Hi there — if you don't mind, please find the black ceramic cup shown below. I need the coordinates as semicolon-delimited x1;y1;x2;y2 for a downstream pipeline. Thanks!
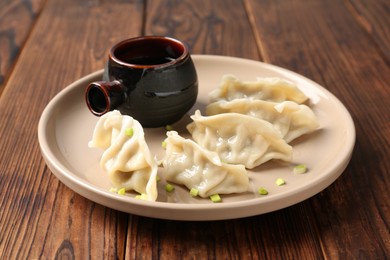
85;36;198;128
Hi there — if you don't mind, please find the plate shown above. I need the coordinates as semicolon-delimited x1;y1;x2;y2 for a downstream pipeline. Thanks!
38;55;355;221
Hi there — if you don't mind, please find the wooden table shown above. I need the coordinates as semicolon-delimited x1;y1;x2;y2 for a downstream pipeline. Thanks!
1;0;389;258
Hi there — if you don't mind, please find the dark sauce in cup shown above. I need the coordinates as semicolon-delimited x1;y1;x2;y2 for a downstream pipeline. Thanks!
112;38;185;67
124;56;176;65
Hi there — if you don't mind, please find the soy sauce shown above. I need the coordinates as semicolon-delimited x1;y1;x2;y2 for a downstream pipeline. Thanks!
112;37;185;66
125;56;176;65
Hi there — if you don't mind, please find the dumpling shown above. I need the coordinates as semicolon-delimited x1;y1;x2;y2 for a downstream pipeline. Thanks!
209;75;308;104
273;101;320;142
162;131;249;198
187;110;292;169
206;99;319;143
88;110;158;201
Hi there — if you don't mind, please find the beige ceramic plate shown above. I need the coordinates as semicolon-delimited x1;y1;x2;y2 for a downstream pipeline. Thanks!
38;55;355;220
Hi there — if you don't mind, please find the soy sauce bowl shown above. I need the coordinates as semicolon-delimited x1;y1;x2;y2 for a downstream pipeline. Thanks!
85;36;198;128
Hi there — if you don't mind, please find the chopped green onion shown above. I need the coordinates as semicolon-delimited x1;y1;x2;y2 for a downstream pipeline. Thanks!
156;175;161;182
293;164;307;174
125;128;134;137
135;193;148;200
109;187;118;193
165;125;174;131
276;178;286;186
165;183;175;192
117;187;126;195
190;188;199;197
210;194;222;203
258;187;268;195
161;141;167;149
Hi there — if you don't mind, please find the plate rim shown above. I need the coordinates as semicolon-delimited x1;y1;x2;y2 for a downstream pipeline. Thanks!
38;54;356;220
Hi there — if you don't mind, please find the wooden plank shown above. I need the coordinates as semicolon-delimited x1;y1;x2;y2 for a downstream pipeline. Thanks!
0;0;144;258
346;0;390;62
144;0;260;59
0;0;46;95
245;0;390;258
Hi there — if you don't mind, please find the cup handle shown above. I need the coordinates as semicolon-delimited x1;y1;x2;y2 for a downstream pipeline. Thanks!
85;81;125;116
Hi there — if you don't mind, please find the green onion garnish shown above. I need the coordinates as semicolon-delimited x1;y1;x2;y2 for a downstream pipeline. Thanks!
276;178;286;186
258;187;268;195
210;194;222;203
135;193;147;200
190;188;199;197
125;128;134;137
293;164;307;174
165;125;174;131
117;187;126;195
165;183;175;192
161;141;167;149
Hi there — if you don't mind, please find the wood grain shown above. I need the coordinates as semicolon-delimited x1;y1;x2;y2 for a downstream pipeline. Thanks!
145;0;260;59
0;0;46;95
347;0;390;64
126;203;324;259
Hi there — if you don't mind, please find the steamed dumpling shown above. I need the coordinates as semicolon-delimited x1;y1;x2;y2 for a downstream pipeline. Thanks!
88;110;158;201
162;131;249;198
209;75;308;104
187;110;292;169
206;99;319;143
